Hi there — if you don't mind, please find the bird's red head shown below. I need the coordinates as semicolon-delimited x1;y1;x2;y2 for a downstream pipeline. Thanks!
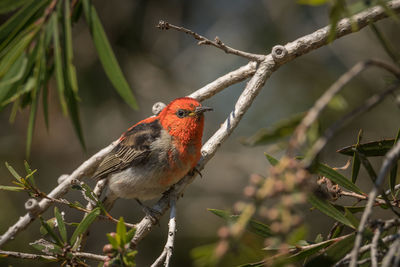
159;97;212;145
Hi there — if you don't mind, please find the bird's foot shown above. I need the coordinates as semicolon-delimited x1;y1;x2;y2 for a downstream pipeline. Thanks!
135;199;161;224
189;167;202;177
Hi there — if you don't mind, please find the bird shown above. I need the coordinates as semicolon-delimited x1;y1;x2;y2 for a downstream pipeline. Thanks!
92;97;212;211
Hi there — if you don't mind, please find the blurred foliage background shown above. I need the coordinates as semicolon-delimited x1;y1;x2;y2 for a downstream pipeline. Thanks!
0;0;399;266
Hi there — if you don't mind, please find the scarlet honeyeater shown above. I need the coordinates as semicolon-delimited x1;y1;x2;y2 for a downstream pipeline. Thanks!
92;97;212;209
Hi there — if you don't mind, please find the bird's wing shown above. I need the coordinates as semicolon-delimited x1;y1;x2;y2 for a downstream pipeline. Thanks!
92;118;163;180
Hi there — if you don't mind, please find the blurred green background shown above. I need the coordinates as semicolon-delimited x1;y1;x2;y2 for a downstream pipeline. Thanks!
1;0;400;266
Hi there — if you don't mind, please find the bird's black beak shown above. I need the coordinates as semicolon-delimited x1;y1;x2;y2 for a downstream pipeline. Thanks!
194;106;213;115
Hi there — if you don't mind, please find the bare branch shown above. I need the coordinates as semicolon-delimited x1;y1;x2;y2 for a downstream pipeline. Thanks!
288;59;400;156
151;199;177;267
0;249;107;262
371;223;383;267
157;20;265;62
349;141;400;266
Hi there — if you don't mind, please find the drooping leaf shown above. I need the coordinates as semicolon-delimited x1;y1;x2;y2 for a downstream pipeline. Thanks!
26;87;39;158
70;207;100;245
63;0;78;94
337;139;395;156
54;207;67;243
390;128;400;195
242;113;304;146
307;194;355;229
0;0;32;14
82;0;138;109
0;54;27;101
51;13;68;115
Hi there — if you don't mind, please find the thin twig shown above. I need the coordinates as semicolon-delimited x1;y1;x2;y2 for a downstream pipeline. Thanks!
349;141;400;267
382;230;400;267
151;199;177;267
156;20;266;62
304;82;399;166
0;249;107;262
288;59;400;156
371;223;383;267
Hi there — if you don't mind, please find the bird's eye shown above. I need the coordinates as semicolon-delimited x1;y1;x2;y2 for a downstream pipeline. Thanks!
176;109;187;118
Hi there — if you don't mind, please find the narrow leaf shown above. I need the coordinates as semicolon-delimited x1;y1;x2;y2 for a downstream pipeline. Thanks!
82;0;138;109
117;217;127;245
63;0;78;93
0;185;25;191
337;139;395;156
265;153;279;166
242;113;304;146
39;217;63;247
26;87;39;158
24;160;35;187
54;207;67;243
70;207;100;245
51;13;68;115
315;163;363;194
106;233;119;250
0;0;32;14
351;129;362;183
126;227;136;243
208;209;272;237
390;128;400;195
307;194;355;229
5;162;22;181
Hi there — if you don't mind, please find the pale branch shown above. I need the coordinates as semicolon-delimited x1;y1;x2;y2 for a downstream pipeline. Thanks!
189;61;257;101
371;223;383;267
130;0;400;248
336;231;400;266
288;59;400;156
1;0;400;258
151;199;177;267
131;58;272;248
349;141;400;267
157;20;266;62
0;249;107;262
0;142;117;248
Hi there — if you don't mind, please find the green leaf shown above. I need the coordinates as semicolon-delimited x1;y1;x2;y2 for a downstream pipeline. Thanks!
265;153;279;166
333;204;366;213
70;207;100;245
307;194;355;228
208;209;272;238
242;113;304;146
63;0;78;94
26;87;39;158
24;160;36;187
344;207;359;228
305;234;355;267
0;0;46;45
30;238;63;256
117;217;127;245
328;0;346;43
5;162;22;181
54;207;67;243
0;185;25;191
51;13;68;115
82;0;138;109
284;238;338;263
297;0;328;6
39;217;63;247
337;139;395;156
106;233;119;249
0;0;32;14
126;227;136;243
390;128;400;195
0;54;27;100
315;162;363;194
351;129;363;183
